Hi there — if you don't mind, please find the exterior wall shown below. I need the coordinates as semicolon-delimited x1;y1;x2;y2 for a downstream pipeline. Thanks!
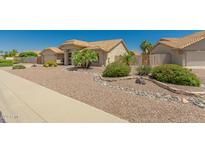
41;50;64;64
150;44;183;66
92;50;107;66
106;42;128;65
14;57;37;63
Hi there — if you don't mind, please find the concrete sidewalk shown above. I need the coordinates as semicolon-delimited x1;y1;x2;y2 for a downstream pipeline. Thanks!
0;70;127;123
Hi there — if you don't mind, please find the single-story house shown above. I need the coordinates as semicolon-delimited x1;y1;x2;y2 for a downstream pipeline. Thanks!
58;39;128;66
40;47;64;64
150;31;205;67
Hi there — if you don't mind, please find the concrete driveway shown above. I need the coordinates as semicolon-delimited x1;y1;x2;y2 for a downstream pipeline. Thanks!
192;69;205;84
0;69;126;123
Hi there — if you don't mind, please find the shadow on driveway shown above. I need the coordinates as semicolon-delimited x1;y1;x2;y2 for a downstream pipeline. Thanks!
0;111;6;123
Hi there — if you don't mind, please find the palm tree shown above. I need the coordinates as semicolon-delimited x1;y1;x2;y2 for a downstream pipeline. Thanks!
140;40;153;65
140;40;153;55
120;53;136;65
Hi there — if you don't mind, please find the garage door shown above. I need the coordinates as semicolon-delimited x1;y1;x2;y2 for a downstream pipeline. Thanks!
150;54;171;66
186;51;205;66
43;55;56;63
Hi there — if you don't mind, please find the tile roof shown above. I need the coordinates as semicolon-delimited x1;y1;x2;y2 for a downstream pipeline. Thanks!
157;31;205;49
59;39;125;52
41;47;64;54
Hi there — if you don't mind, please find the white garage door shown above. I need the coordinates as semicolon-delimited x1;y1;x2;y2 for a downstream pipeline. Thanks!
43;55;56;63
186;51;205;66
150;54;171;66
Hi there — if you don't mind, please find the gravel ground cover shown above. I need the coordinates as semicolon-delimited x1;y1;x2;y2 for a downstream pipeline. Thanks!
7;66;205;122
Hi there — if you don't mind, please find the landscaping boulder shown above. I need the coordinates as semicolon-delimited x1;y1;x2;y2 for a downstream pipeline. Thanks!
135;76;146;85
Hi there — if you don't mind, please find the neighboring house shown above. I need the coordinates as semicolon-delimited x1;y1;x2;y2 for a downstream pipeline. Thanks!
150;31;205;67
59;39;128;66
40;47;64;64
0;53;4;60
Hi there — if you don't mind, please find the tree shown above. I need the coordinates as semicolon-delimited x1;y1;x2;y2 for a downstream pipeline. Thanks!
72;49;98;68
140;40;153;65
140;40;153;55
19;51;37;57
9;49;18;57
4;49;18;57
118;53;136;66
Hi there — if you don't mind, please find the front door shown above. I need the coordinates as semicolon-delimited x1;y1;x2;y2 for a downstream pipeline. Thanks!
68;52;72;65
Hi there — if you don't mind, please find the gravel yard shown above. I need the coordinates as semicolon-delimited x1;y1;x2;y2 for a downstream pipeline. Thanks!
7;66;205;122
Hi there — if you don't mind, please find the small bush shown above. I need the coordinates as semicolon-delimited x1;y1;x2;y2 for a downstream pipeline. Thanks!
137;65;152;76
151;64;200;87
0;59;13;67
13;59;20;64
102;62;131;77
43;61;57;67
12;64;26;69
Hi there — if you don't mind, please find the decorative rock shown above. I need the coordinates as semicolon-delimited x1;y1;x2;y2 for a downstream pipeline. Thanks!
187;97;205;108
182;98;189;104
155;93;161;98
135;77;146;85
93;74;205;107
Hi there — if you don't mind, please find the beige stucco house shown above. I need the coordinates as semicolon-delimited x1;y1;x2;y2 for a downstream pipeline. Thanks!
58;39;128;66
40;47;64;64
150;31;205;67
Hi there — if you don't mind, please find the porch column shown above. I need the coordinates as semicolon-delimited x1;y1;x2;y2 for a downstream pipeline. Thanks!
64;51;69;65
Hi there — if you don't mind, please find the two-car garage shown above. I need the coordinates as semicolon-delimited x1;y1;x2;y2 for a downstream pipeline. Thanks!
150;31;205;67
185;51;205;67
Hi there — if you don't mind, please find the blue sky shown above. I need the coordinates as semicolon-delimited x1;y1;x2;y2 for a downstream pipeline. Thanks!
0;30;201;52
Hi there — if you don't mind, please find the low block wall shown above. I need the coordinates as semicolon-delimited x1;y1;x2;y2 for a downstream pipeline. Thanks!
15;57;37;63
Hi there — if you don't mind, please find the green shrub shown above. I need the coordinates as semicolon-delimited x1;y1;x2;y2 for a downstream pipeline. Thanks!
13;59;20;64
102;62;131;77
137;65;152;76
117;53;136;66
151;64;200;87
72;49;98;68
12;65;26;69
19;51;37;57
0;59;13;67
43;61;57;67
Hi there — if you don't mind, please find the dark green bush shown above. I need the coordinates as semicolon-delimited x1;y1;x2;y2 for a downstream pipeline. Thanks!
137;65;152;76
151;64;200;87
0;60;13;67
12;65;26;69
102;62;131;77
43;61;57;67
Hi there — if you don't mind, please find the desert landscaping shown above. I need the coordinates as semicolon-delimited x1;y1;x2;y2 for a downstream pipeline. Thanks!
7;66;205;122
1;31;205;123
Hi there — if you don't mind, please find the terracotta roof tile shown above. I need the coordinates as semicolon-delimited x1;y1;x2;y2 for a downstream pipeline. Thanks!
59;39;124;52
41;47;64;54
158;31;205;49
